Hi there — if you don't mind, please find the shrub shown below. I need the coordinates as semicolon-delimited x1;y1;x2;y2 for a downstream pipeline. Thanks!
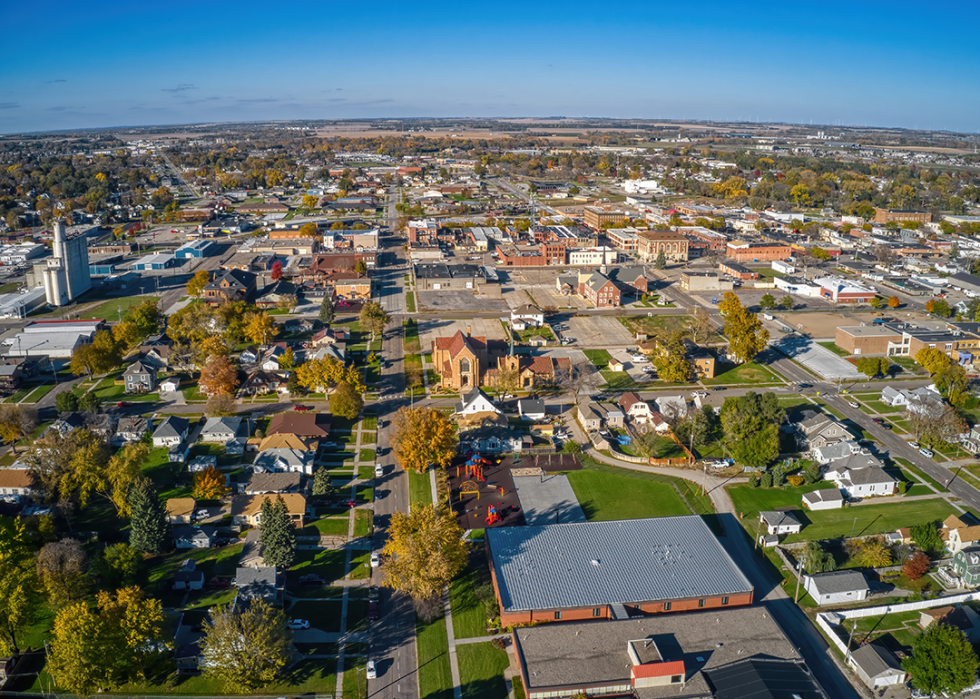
898;481;907;494
747;473;759;488
760;472;773;488
787;474;804;487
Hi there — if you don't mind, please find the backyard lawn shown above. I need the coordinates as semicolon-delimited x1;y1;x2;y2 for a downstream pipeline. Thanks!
584;349;612;369
567;467;692;521
702;362;783;385
727;482;837;521
782;498;958;543
457;643;510;699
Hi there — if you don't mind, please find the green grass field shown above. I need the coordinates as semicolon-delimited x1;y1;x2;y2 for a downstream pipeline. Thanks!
584;349;612;369
817;341;850;357
299;516;350;538
702;361;783;385
782;498;958;543
449;549;493;639
410;468;433;508
416;612;454;699
457;643;510;699
83;295;161;322
727;482;836;521
567;467;692;521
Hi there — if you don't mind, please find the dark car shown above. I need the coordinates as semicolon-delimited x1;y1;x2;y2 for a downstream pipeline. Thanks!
713;387;726;391
798;383;811;389
368;601;379;620
207;577;232;588
871;418;884;425
368;587;380;602
293;405;313;412
300;574;324;585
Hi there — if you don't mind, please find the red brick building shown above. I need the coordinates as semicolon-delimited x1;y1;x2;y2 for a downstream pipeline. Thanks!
725;240;792;262
718;260;760;280
497;243;568;266
486;516;754;627
579;271;621;307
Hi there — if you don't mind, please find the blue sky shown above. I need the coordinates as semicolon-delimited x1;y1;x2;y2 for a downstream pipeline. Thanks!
1;0;978;134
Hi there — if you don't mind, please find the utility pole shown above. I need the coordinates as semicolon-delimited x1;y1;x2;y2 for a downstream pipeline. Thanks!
794;556;807;603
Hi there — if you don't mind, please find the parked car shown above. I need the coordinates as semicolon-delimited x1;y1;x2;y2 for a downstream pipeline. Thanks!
288;619;310;630
342;499;357;508
642;367;656;374
207;576;232;587
871;418;884;425
909;441;920;449
847;401;859;408
368;587;380;602
376;446;384;457
919;447;935;458
366;661;376;680
293;405;313;411
194;509;210;520
368;601;379;620
300;574;324;585
116;401;132;407
321;441;338;449
370;552;381;568
375;464;384;478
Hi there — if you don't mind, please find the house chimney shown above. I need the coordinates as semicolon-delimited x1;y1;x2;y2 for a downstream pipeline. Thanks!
466;325;471;337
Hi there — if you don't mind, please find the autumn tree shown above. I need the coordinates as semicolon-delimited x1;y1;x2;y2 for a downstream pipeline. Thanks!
193;465;229;500
298;222;318;238
0;517;43;653
24;428;113;507
302;194;318;210
689;307;713;344
331;380;364;420
903;551;931;581
856;357;889;378
186;269;210;297
904;623;979;696
271;260;283;281
70;330;124;377
129;477;170;554
295;356;364;394
854;537;893;568
717;292;770;364
652;330;691;383
259;495;296;569
37;538;90;605
278;347;295;370
382;505;466;617
0;405;36;453
484;364;520;399
205;393;238;417
888;295;901;308
112;319;140;347
200;599;293;691
104;441;149;515
243;311;279;346
359;300;390;340
390;406;458;473
200;354;239;396
130;300;162;336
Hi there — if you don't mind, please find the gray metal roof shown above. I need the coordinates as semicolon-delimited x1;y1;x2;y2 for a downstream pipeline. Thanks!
487;516;754;612
806;570;868;596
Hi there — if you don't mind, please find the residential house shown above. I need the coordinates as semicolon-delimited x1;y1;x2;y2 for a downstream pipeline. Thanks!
166;498;196;525
242;369;289;396
919;605;980;641
802;488;844;511
607;357;624;372
188;455;217;473
153;416;190;448
881;385;943;416
239;529;265;568
243;472;302;495
950;545;980;587
759;510;802;535
139;335;173;369
114;416;152;446
495;353;569;390
173;526;217;549
943;515;980;554
812;440;863;465
255;280;300;309
200;416;247;444
203;269;256;305
86;413;117;441
519;398;546;421
257;433;319;452
848;643;906;692
231;493;306;528
123;360;155;393
578;401;609;432
804;570;870;606
267;412;331;439
454;388;501;420
252;448;314;476
648;411;672;434
240;346;261;364
172;559;205;591
655;396;688;422
258;343;289;371
310;327;347;349
606;266;649;298
235;566;283;606
160;377;180;392
824;454;897;498
618;392;653;423
510;304;545;327
0;468;34;503
457;424;527;454
578;270;621;307
797;413;856;450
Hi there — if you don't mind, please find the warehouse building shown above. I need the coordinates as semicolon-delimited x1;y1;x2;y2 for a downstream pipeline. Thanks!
133;253;178;270
486;516;754;627
175;239;218;258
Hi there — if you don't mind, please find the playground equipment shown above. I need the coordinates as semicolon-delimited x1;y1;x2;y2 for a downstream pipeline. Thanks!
485;504;501;526
458;454;489;481
459;480;481;500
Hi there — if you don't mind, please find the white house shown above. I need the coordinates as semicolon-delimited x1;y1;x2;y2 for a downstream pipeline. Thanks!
152;416;189;448
510;304;545;327
458;424;526;454
812;440;862;465
759;510;802;535
518;398;546;421
618;392;653;423
654;395;688;422
454;388;501;419
881;385;943;416
804;570;870;606
173;526;217;549
200;416;246;444
188;455;217;473
802;488;844;511
252;448;314;476
824;454;897;498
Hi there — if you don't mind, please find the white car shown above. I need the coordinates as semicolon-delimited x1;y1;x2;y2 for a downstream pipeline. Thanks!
919;447;935;458
287;619;310;630
194;509;210;520
370;552;381;568
375;464;384;477
642;367;656;374
909;441;920;450
631;355;647;362
847;401;859;408
366;660;377;680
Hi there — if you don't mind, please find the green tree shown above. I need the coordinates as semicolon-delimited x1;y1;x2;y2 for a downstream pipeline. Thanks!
56;390;80;414
801;541;836;574
331;380;364;420
128;477;170;554
856;356;888;378
200;599;293;691
759;294;776;310
354;259;368;274
259;495;296;569
720;392;784;468
100;543;142;587
717;292;770;364
312;468;335;498
856;537;893;568
0;517;42;653
911;522;943;555
904;623;979;696
358;300;391;340
780;295;794;309
651;330;691;384
79;391;101;413
37;539;89;605
654;249;666;269
870;296;882;309
318;296;335;325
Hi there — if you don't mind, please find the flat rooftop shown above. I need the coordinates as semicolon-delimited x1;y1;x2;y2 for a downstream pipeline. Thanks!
487;516;753;613
514;606;804;698
837;325;902;338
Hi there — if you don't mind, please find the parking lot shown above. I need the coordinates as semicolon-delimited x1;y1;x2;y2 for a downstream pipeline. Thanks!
563;315;635;348
771;334;862;380
416;290;508;313
417;317;508;350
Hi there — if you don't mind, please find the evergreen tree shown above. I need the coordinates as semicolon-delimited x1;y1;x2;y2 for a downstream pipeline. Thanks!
654;249;666;269
259;496;296;569
318;296;335;325
128;478;169;554
312;468;334;498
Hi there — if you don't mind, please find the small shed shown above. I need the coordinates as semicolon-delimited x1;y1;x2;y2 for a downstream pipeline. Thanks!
804;570;869;606
848;643;906;690
759;510;802;535
802;488;843;511
607;357;625;372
